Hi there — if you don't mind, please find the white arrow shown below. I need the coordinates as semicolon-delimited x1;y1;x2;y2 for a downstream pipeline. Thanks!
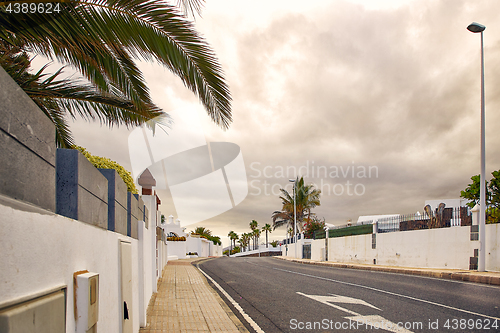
297;292;381;314
297;292;413;333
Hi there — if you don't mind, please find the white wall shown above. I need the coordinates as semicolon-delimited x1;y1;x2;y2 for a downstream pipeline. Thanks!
231;245;282;257
0;196;140;333
166;241;187;259
318;224;500;271
139;195;157;328
0;193;167;333
311;239;326;261
209;243;223;257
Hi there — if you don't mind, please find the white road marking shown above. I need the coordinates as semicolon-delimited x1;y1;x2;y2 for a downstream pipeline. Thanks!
274;267;500;321
297;292;413;333
197;265;266;333
346;315;414;333
297;292;381;312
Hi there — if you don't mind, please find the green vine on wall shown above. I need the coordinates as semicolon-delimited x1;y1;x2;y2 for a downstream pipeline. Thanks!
73;146;138;194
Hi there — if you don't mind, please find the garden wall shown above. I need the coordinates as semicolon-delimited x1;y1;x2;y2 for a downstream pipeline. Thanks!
322;224;499;271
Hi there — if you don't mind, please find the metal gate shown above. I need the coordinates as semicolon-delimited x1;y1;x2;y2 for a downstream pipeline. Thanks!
302;244;311;259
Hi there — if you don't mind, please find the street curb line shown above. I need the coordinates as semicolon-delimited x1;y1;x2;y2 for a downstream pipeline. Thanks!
273;257;500;286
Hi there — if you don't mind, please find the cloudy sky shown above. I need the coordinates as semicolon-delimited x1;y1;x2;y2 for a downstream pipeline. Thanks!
63;0;500;246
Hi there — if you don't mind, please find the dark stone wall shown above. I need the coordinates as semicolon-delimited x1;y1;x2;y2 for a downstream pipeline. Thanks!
127;192;139;239
99;169;128;235
56;149;108;229
0;66;56;211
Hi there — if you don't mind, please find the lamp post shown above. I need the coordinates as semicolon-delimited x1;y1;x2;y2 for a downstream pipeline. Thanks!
467;22;486;272
289;179;297;259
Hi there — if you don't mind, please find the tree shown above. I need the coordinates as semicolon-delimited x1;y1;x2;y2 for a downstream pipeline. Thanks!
229;231;239;252
460;170;500;224
252;229;261;250
192;226;211;238
227;230;235;254
249;220;258;249
272;176;321;233
240;233;250;252
0;0;231;147
262;223;272;248
270;240;279;247
303;217;326;239
208;235;221;246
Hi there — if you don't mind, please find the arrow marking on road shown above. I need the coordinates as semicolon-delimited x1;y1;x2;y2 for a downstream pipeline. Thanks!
297;292;413;333
297;292;381;314
346;315;413;333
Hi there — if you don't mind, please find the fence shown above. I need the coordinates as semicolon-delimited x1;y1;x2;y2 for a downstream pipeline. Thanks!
377;207;472;233
312;207;473;239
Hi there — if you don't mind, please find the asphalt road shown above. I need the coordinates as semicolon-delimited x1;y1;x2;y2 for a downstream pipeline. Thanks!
198;257;500;333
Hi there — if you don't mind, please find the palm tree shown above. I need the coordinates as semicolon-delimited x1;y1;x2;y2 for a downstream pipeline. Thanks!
192;226;211;238
252;229;261;250
0;0;231;147
262;223;272;248
241;233;250;252
228;231;239;251
249;220;258;250
272;176;321;233
227;230;235;254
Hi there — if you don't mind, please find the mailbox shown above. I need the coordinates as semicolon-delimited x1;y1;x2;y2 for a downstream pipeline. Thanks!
75;272;99;332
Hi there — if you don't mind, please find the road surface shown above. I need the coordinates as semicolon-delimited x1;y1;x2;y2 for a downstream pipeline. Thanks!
198;257;500;333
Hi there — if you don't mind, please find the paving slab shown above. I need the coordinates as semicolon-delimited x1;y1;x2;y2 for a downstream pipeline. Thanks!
140;258;248;333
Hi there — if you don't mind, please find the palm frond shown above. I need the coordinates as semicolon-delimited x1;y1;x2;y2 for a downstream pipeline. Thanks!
0;0;231;129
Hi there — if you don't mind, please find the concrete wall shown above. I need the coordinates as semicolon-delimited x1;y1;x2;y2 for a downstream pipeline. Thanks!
0;66;56;212
99;169;128;235
56;149;108;229
0;66;166;333
311;238;326;261
316;225;499;271
231;245;281;257
209;243;223;257
127;193;139;239
0;194;140;332
138;195;158;328
167;241;187;259
185;235;210;256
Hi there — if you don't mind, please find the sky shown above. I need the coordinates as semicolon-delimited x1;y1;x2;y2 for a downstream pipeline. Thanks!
57;0;500;246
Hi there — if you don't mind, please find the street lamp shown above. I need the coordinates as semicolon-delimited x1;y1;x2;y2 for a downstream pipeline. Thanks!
289;179;298;259
467;22;486;272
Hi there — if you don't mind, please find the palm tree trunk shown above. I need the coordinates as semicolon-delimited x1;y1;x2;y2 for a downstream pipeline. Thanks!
266;231;268;248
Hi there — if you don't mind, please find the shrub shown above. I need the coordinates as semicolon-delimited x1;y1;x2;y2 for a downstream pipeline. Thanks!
73;145;138;194
303;217;326;239
167;236;186;241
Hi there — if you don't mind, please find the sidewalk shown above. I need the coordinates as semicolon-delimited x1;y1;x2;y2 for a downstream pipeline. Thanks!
275;257;500;286
140;258;248;333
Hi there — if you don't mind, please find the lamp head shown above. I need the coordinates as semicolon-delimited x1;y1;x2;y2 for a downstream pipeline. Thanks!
289;179;295;183
467;22;486;33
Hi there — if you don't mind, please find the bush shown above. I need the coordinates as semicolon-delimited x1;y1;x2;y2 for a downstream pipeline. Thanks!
74;145;138;193
167;236;186;241
230;246;240;255
304;217;326;239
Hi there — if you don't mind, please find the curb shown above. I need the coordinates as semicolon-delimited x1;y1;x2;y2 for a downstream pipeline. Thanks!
274;257;500;286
